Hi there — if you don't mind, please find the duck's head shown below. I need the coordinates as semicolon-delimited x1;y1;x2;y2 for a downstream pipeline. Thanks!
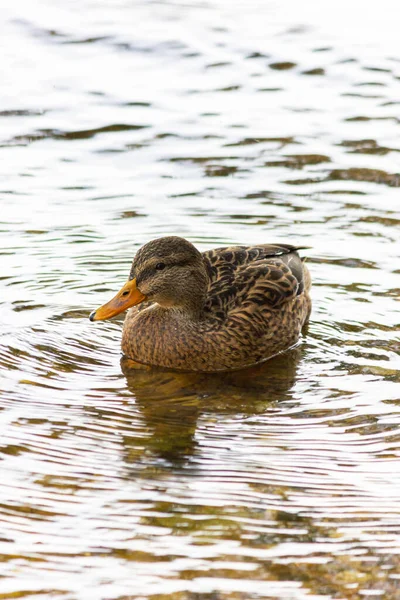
89;236;208;322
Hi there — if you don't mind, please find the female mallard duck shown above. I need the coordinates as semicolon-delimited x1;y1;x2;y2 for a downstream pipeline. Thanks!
90;236;311;372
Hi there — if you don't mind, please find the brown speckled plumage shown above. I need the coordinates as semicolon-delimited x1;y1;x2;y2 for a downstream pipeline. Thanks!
118;236;311;372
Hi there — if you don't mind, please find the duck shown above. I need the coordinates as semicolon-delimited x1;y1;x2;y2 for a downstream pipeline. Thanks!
89;236;311;372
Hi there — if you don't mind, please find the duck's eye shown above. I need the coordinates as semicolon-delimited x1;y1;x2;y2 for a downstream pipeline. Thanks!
155;262;166;271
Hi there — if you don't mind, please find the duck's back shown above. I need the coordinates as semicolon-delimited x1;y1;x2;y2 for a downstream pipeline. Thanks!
203;243;311;322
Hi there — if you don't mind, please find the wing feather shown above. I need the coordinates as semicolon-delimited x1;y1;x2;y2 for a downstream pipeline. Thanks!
202;244;308;319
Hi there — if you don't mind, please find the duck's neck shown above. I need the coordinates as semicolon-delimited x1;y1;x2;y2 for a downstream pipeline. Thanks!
172;301;206;322
157;262;208;321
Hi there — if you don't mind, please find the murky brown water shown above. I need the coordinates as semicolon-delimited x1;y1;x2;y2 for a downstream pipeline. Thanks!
1;1;400;598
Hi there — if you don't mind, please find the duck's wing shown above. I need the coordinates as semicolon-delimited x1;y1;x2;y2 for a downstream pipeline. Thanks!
202;244;309;317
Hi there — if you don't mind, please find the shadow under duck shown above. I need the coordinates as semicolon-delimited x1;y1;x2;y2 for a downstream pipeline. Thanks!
90;236;311;372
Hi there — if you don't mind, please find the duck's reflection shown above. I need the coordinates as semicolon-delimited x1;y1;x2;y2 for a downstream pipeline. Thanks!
120;349;302;464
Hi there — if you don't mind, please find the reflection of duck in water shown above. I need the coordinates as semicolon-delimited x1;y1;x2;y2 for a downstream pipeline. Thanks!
121;349;302;463
90;237;311;372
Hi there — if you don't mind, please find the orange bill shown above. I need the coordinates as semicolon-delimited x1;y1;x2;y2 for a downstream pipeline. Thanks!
89;278;146;321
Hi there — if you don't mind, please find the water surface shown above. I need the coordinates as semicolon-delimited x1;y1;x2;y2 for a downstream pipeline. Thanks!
1;1;400;599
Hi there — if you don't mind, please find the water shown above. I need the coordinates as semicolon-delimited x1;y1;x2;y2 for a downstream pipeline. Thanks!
1;0;400;598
